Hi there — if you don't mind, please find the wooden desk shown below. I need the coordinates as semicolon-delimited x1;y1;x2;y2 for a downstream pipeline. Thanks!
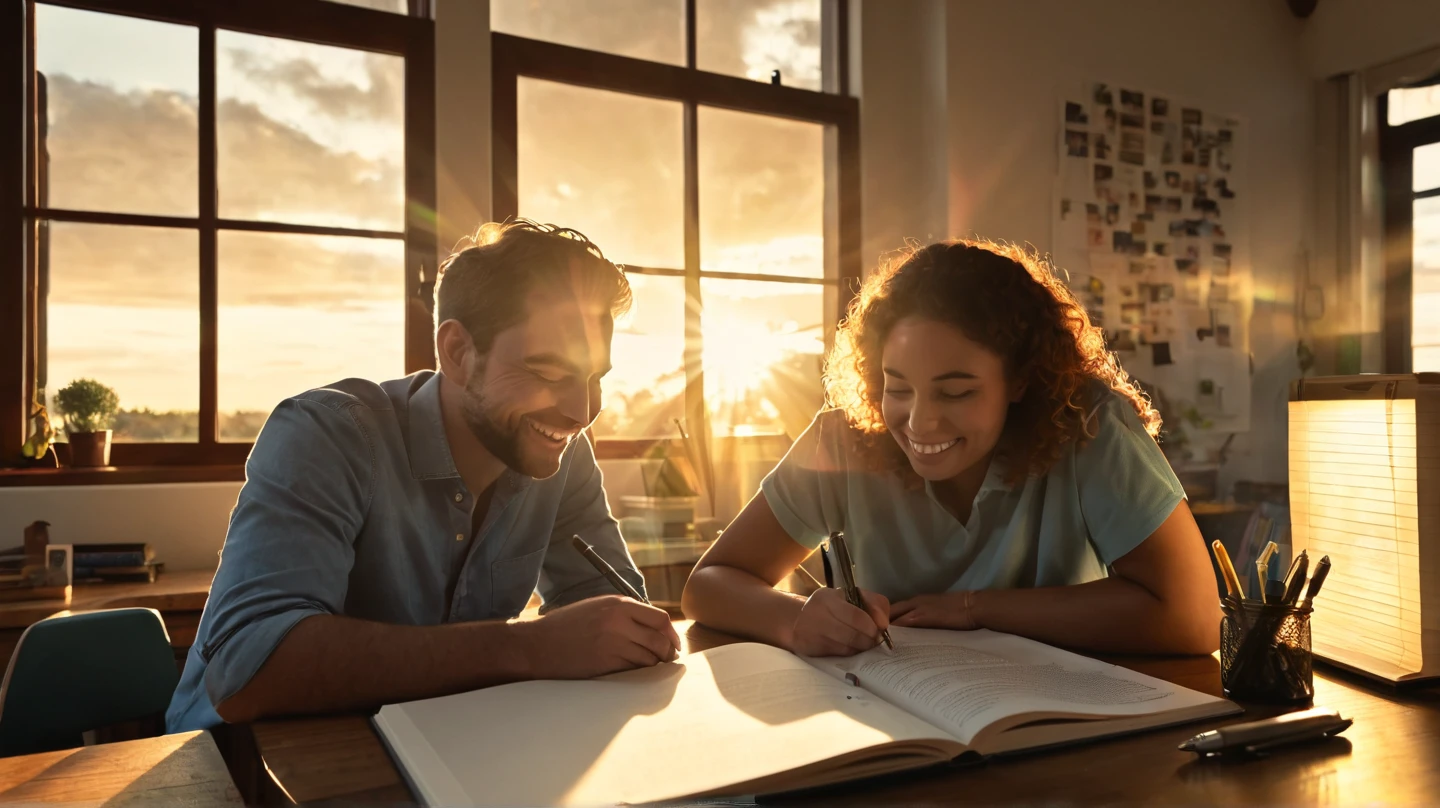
0;570;214;670
249;622;1440;806
0;730;241;806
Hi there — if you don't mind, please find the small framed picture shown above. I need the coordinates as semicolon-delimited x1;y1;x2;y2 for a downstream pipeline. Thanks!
45;544;72;587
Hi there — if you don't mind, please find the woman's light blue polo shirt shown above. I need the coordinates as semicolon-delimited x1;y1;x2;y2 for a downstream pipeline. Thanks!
759;390;1186;602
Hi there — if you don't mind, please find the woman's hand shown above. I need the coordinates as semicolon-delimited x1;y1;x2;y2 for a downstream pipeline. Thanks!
890;591;979;630
791;587;891;657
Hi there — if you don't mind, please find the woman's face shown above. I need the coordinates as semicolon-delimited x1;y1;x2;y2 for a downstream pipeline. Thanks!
879;317;1020;483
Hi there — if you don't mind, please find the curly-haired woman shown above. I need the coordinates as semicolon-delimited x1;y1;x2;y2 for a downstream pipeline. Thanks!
682;240;1218;658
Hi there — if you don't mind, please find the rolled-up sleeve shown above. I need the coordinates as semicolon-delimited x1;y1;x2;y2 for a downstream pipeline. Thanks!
1076;395;1186;566
760;411;850;550
537;434;645;610
198;397;373;711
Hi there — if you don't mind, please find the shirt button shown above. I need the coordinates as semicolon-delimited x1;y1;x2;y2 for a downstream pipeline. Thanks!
454;492;463;503
455;533;464;542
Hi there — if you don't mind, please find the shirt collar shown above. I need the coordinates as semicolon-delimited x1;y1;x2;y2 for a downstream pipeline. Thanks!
405;370;534;495
407;370;461;480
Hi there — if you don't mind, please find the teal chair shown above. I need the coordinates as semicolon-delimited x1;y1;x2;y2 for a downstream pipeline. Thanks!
0;608;180;757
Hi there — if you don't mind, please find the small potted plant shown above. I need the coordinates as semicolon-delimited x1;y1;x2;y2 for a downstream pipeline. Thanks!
54;378;119;467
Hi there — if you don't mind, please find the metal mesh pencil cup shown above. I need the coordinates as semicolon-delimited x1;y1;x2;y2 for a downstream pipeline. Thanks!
1220;600;1314;704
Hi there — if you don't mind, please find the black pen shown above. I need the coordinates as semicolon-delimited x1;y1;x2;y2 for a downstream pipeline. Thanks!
1281;550;1309;606
571;534;649;605
1300;555;1332;609
827;533;894;651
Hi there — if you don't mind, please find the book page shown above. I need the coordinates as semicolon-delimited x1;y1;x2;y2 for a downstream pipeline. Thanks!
808;627;1224;747
374;641;962;808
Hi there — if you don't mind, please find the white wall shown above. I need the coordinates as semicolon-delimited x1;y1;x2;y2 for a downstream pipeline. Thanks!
854;0;949;266
0;482;242;571
1303;0;1440;77
943;0;1312;489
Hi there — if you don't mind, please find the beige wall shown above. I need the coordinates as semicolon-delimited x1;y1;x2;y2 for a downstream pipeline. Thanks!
942;0;1313;489
1303;0;1440;78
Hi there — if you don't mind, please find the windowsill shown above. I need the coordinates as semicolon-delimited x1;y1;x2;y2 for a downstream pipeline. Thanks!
0;465;247;487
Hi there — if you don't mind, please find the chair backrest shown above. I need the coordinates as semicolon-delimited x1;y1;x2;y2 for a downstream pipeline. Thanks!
0;607;180;757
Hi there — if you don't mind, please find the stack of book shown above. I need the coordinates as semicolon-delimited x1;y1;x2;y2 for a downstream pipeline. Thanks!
72;544;163;583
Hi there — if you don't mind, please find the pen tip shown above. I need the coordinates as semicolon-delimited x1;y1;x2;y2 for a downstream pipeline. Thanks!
1177;741;1194;752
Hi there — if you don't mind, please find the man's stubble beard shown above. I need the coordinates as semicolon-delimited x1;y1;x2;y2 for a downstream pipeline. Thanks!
461;375;534;477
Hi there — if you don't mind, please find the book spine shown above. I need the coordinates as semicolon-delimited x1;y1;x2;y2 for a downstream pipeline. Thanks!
73;552;148;567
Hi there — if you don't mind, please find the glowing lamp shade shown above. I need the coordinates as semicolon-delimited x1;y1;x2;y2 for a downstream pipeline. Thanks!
1289;374;1440;682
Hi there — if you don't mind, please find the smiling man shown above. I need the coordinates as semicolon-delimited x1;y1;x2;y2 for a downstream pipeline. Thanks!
168;221;680;731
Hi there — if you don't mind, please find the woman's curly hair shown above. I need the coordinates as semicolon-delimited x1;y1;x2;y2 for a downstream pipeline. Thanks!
823;239;1160;485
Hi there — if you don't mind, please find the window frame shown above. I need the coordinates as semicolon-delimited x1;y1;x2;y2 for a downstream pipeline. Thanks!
489;1;860;461
2;0;437;484
1379;86;1440;373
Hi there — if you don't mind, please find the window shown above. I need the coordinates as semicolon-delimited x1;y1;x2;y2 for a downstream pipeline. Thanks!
4;0;436;477
491;0;857;455
1381;85;1440;372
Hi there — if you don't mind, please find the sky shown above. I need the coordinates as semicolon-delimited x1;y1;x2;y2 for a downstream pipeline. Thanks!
34;0;829;436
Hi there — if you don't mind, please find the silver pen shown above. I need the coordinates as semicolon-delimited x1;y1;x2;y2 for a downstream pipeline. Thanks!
1178;707;1351;754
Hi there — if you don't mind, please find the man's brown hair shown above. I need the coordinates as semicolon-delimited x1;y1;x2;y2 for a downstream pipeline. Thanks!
434;219;632;354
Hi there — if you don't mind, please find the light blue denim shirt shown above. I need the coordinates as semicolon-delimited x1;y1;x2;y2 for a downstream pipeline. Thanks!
167;370;642;732
761;388;1186;602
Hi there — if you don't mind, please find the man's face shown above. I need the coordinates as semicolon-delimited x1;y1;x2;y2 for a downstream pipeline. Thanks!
461;289;613;480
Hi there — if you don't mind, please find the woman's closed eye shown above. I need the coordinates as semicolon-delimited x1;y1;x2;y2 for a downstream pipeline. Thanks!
884;386;914;398
939;390;977;401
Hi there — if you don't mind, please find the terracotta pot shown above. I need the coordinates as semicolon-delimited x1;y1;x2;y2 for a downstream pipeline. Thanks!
67;430;112;467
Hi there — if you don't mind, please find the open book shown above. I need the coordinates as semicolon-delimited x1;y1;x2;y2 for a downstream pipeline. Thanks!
374;626;1239;806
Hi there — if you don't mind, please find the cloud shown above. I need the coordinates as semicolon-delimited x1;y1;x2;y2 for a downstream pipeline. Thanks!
40;75;403;308
227;48;402;122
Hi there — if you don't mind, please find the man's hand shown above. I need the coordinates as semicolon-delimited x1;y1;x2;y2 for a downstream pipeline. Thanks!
890;592;978;630
790;587;890;657
517;595;682;679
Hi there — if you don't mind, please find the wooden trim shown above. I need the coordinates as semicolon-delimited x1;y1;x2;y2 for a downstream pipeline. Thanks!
491;39;519;222
217;219;404;240
403;15;438;373
681;98;709;492
31;210;408;242
199;21;218;446
2;2;29;465
1380;92;1418;375
26;208;196;229
491;34;856;126
0;464;245;487
36;0;418;54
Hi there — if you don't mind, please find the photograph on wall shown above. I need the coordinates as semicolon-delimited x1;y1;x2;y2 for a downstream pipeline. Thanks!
1053;83;1252;437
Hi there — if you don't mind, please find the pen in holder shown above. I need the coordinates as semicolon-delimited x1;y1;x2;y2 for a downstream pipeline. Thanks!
1219;599;1314;704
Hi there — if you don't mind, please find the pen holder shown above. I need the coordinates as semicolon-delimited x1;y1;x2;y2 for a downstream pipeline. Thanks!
1220;600;1314;704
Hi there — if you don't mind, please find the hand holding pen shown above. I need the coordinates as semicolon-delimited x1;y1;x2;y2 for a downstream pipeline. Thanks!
789;537;893;657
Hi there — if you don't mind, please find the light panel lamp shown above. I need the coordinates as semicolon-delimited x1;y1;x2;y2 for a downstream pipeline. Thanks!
1289;373;1440;682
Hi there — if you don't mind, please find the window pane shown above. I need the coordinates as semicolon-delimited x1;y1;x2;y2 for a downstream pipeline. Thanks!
592;274;687;438
42;223;199;442
519;79;684;268
35;5;198;217
1414;197;1440;371
1388;85;1440;127
701;278;824;438
217;31;404;231
218;232;404;441
492;0;684;65
699;106;825;279
325;0;408;12
697;0;824;91
1415;142;1440;193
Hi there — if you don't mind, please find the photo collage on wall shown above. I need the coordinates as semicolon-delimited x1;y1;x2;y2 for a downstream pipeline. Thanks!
1053;81;1251;435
